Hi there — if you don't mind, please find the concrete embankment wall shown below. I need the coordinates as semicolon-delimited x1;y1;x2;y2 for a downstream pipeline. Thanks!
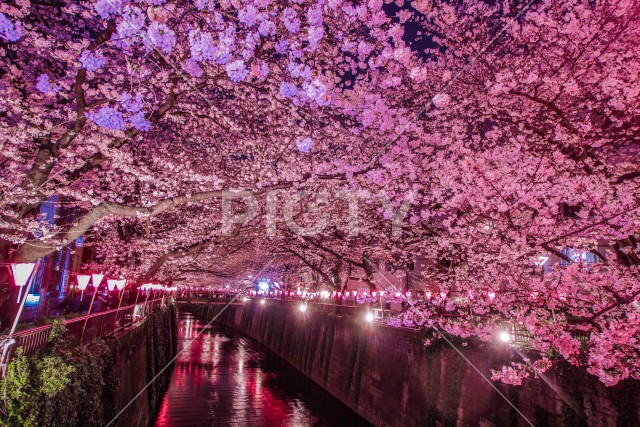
188;300;639;427
114;304;178;427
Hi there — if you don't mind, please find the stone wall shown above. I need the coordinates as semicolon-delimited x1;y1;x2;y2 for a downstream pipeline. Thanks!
189;301;640;427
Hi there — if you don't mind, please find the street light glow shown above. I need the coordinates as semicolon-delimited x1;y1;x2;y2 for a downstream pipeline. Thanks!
299;303;307;312
365;312;374;322
499;331;511;343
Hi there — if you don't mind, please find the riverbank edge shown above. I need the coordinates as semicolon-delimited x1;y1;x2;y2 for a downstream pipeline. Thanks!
186;300;640;427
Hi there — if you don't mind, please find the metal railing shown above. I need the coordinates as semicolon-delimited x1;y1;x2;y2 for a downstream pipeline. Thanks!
0;297;170;360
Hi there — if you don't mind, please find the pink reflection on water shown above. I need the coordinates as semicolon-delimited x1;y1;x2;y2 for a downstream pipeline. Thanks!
154;314;321;426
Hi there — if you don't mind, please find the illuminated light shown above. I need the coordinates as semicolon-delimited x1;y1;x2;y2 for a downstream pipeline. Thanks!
499;331;511;343
299;303;307;312
25;294;41;305
345;291;350;297
11;263;37;301
425;291;432;299
379;291;384;297
260;299;266;305
77;275;91;291
488;291;496;300
372;292;377;297
395;292;401;297
92;273;104;287
242;297;249;302
258;281;269;291
365;312;374;322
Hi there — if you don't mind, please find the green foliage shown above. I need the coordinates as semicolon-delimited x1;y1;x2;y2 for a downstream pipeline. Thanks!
1;303;177;427
37;356;75;397
0;327;121;427
1;349;36;427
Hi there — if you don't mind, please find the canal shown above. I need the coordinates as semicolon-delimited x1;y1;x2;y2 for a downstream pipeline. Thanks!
154;312;372;426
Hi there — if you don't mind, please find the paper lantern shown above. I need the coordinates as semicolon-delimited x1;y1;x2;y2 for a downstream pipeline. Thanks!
11;263;36;303
77;275;91;291
107;279;118;291
11;263;36;288
92;273;104;287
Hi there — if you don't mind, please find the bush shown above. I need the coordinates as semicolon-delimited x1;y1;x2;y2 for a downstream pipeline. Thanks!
0;303;177;427
0;320;120;427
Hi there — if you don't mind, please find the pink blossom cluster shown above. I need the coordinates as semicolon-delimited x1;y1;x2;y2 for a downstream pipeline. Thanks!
283;7;301;33
93;0;123;19
0;13;21;42
86;106;126;131
188;30;216;62
295;137;313;154
144;22;176;53
35;74;57;94
225;60;248;83
79;50;106;72
238;4;259;27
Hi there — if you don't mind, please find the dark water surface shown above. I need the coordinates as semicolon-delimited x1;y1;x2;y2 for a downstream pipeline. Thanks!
154;312;372;427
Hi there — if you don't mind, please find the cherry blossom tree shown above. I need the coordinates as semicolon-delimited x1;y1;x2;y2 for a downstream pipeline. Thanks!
1;0;639;387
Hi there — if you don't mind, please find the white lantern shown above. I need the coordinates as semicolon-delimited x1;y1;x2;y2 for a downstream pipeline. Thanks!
11;263;36;303
77;274;91;301
107;279;118;291
92;273;104;288
77;274;91;291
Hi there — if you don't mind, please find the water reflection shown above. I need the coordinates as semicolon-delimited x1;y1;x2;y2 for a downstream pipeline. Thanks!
154;313;371;426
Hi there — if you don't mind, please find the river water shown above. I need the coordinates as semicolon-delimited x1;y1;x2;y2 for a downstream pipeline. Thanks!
154;312;372;426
